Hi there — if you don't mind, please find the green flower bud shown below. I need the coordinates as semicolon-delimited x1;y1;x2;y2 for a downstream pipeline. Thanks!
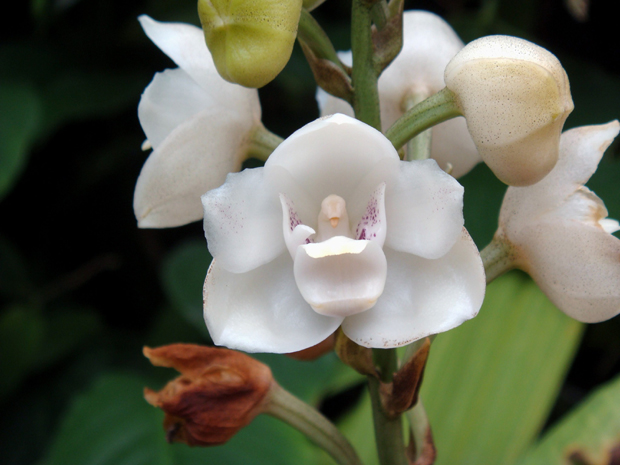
198;0;302;88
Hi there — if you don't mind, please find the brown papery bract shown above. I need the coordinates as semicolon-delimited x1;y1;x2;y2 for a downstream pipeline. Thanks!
143;344;274;446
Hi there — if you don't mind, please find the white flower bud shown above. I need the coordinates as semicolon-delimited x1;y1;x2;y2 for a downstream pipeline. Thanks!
444;35;574;186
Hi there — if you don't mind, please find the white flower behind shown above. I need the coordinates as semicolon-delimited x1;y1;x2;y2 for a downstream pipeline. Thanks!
317;11;480;178
202;114;485;353
498;121;620;322
134;15;262;228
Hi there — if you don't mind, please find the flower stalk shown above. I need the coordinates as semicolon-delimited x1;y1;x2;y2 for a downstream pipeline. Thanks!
247;125;284;162
369;348;408;465
480;235;515;284
351;0;382;129
386;87;461;151
267;383;364;465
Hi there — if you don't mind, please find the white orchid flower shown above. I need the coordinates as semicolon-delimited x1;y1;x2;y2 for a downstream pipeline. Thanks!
317;11;480;178
134;15;262;228
497;121;620;322
445;35;574;186
202;114;485;353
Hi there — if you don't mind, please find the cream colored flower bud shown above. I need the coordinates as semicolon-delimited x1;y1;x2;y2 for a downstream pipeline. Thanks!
198;0;302;88
444;35;573;186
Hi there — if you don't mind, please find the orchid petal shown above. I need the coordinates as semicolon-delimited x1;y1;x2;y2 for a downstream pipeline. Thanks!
265;114;399;202
342;229;484;348
134;108;254;228
385;159;464;259
294;237;387;317
500;121;620;233
518;217;620;323
204;254;343;353
202;168;285;273
379;11;464;123
138;68;214;149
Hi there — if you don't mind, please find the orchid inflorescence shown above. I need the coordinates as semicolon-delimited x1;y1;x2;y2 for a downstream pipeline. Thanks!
135;2;620;463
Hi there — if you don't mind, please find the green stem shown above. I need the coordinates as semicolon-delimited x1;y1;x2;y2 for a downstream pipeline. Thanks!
246;124;284;162
480;235;516;284
351;0;381;129
266;383;364;465
297;9;346;71
369;348;408;465
386;87;461;151
403;91;432;161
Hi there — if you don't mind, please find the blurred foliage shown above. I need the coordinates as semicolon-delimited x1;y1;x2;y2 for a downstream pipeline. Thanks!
421;272;583;465
1;0;619;464
518;373;620;465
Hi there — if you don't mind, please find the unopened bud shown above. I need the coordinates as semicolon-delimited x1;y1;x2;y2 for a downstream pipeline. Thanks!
197;0;303;88
444;35;573;186
143;344;273;446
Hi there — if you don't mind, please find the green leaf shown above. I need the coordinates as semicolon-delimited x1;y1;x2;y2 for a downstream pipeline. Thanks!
518;374;620;465
0;305;46;399
41;373;326;465
160;240;212;339
0;82;42;200
420;272;584;465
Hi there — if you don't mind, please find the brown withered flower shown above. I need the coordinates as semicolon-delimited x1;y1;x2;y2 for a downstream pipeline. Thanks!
143;344;274;446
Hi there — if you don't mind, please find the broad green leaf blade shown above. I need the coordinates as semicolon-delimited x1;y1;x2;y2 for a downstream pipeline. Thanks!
420;272;584;465
0;82;42;200
160;240;212;338
518;374;620;465
40;373;329;465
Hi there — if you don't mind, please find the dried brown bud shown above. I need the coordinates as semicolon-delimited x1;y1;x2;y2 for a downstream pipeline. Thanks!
143;344;273;446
